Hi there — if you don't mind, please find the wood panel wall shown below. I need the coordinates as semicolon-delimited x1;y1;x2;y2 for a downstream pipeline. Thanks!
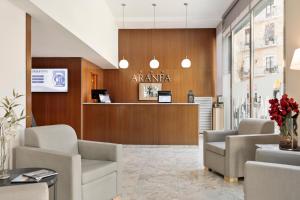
104;29;216;103
32;58;82;137
81;59;104;103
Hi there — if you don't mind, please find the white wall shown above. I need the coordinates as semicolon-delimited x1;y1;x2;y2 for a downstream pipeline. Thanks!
29;0;118;67
0;0;26;145
285;0;300;133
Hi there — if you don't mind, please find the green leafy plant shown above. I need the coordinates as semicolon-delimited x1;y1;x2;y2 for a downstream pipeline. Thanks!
0;90;25;141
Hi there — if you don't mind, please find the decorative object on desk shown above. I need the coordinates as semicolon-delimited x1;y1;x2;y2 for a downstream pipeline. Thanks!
217;95;224;105
187;90;194;103
0;90;25;179
268;94;299;150
139;83;162;101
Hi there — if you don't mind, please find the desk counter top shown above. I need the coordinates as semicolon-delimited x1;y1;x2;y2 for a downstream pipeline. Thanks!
83;102;198;105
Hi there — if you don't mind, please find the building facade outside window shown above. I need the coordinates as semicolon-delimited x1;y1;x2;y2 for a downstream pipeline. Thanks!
227;0;284;129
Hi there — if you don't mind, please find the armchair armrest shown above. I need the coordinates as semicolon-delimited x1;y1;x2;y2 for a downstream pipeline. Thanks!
256;149;300;166
225;134;279;177
78;140;123;194
14;146;81;200
203;130;238;143
78;140;122;162
245;161;300;200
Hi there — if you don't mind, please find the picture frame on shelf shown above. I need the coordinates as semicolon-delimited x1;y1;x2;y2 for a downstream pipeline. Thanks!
139;83;162;101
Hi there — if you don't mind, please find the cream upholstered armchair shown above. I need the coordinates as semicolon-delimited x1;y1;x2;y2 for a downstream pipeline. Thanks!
0;183;49;200
245;149;300;200
14;125;122;200
203;118;279;182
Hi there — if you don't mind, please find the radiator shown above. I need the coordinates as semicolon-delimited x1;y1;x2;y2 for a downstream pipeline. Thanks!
194;97;213;133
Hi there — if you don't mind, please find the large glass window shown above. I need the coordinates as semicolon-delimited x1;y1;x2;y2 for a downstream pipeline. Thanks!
226;0;284;129
232;16;251;129
252;0;284;118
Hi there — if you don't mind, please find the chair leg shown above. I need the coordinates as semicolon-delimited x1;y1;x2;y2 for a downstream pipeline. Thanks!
113;195;121;200
224;176;238;183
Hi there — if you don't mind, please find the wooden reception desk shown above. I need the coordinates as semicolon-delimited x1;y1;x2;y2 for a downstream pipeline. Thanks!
82;103;199;145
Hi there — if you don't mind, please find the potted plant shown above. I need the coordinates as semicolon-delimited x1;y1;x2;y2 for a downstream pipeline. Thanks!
269;94;299;150
0;90;25;179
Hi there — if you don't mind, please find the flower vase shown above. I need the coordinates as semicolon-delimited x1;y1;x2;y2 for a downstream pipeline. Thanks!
0;127;10;179
279;117;298;150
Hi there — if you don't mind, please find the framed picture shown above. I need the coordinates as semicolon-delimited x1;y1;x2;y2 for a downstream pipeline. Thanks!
139;83;162;101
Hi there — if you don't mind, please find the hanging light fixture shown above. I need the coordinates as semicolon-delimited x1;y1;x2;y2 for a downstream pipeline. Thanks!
150;3;159;69
181;3;191;68
119;3;129;69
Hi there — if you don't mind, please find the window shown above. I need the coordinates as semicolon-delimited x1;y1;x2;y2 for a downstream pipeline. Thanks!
266;2;274;18
232;16;251;128
245;28;250;46
265;56;276;72
226;0;284;128
264;23;275;45
253;0;284;119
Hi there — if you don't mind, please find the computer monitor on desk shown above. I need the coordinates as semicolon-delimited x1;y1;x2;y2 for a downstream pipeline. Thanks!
158;91;172;103
91;89;111;103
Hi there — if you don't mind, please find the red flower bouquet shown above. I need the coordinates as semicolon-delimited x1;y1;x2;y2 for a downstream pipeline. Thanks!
269;94;299;150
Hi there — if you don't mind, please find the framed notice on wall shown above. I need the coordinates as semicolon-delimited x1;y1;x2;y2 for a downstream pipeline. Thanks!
139;83;162;101
31;68;68;92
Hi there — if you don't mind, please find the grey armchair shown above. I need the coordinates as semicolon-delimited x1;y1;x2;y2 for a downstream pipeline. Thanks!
14;125;122;200
245;149;300;200
203;118;278;182
0;183;49;200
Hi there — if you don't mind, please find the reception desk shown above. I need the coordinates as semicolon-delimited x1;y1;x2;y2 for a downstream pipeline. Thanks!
82;103;199;145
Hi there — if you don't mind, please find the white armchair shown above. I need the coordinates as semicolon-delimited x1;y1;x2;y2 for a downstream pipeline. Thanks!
14;125;122;200
245;149;300;200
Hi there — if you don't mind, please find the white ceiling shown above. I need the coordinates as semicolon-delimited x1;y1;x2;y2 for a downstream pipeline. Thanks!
106;0;235;28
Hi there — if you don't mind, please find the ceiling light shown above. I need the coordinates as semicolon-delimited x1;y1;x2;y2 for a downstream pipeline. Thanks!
181;3;191;69
150;57;159;69
119;3;129;69
119;57;129;69
150;3;159;69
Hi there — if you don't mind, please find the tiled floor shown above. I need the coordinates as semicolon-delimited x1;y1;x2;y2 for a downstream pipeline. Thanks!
121;136;244;200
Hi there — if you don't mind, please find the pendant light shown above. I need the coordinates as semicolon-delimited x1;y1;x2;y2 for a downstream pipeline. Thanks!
181;3;191;68
150;3;159;69
119;3;129;69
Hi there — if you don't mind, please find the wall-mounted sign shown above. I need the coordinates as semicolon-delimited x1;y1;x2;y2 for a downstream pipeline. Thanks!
32;68;68;92
132;71;171;83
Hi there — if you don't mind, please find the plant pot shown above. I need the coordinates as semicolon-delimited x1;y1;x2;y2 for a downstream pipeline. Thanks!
279;117;298;151
0;133;10;179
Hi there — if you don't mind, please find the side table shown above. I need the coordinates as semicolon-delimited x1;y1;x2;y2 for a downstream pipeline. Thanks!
0;168;58;200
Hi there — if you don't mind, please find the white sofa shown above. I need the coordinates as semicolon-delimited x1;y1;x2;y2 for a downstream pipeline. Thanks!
14;125;122;200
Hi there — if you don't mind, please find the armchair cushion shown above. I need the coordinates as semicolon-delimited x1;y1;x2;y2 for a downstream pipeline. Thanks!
81;159;117;185
205;142;225;156
25;125;78;154
238;119;274;135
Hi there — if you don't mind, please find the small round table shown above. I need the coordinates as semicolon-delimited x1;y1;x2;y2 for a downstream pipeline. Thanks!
0;168;58;200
